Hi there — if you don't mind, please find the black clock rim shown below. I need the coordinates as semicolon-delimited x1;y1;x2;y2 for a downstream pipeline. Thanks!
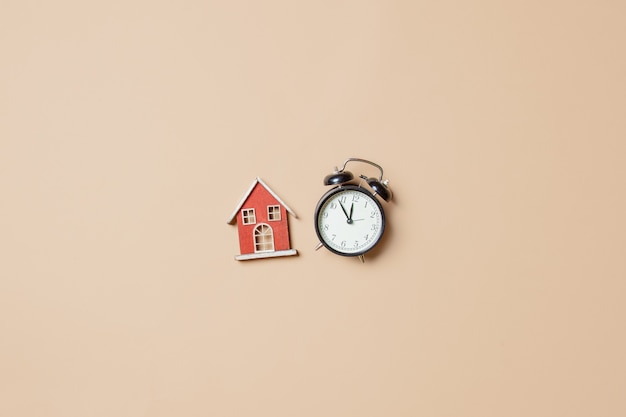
314;184;386;257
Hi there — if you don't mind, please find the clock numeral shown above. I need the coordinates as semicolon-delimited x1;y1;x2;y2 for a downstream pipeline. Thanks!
341;240;346;248
354;240;359;248
323;212;328;219
339;195;347;204
331;234;336;241
371;224;378;231
329;202;337;209
323;224;329;231
364;201;368;208
370;211;376;218
352;194;360;202
364;234;369;241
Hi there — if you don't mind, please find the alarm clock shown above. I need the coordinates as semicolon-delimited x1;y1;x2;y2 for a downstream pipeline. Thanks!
314;158;393;262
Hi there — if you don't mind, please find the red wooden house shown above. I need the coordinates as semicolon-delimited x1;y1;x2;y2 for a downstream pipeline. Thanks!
227;178;298;260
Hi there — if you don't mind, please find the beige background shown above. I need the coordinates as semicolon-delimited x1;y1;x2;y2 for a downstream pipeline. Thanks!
1;1;625;416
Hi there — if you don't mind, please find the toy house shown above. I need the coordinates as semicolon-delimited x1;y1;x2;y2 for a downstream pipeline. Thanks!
227;178;298;260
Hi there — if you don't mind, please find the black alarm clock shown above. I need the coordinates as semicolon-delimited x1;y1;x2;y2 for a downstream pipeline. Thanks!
314;158;393;262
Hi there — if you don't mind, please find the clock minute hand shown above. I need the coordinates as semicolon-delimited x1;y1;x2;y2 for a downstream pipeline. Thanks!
349;203;354;221
338;201;352;224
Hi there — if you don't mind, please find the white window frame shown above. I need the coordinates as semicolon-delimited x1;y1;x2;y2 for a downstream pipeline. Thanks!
267;205;281;221
241;208;256;225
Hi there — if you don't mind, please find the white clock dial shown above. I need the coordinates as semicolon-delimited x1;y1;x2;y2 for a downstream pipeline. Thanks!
315;186;385;256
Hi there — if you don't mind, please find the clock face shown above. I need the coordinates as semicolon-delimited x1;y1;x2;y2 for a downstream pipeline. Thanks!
315;185;385;256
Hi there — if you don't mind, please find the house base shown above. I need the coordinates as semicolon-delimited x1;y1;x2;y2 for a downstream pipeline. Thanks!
235;249;298;261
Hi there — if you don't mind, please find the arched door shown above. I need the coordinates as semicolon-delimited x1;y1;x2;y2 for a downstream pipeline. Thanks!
254;224;274;253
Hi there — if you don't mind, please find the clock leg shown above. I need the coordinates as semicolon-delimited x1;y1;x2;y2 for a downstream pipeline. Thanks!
315;242;324;251
358;255;365;263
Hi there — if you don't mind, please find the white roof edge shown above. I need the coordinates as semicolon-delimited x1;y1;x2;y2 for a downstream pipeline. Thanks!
226;177;297;224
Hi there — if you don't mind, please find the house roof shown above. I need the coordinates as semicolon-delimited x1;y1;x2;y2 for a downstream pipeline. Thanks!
226;177;297;224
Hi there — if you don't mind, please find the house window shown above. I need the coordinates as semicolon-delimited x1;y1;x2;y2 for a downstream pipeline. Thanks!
254;224;274;252
268;205;281;221
242;208;256;225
